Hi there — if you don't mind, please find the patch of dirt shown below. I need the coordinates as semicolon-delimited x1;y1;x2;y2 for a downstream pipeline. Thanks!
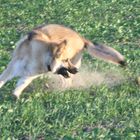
46;67;125;90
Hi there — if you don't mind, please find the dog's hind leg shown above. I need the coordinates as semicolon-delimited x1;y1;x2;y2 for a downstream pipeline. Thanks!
13;75;40;98
0;58;28;88
0;60;17;88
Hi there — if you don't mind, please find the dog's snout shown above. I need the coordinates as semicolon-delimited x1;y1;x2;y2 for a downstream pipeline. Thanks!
57;67;70;78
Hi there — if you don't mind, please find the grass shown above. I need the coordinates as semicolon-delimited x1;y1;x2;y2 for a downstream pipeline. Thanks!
0;0;140;139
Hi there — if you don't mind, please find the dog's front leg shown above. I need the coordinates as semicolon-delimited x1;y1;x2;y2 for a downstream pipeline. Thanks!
13;75;40;99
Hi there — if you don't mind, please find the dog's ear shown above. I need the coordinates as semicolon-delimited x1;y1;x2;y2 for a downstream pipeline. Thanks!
51;39;67;48
53;40;67;58
57;40;67;48
57;40;67;52
50;39;67;48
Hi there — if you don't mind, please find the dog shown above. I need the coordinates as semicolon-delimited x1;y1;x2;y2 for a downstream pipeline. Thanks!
0;24;126;98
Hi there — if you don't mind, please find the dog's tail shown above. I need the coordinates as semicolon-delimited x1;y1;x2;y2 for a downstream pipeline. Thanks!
84;39;126;66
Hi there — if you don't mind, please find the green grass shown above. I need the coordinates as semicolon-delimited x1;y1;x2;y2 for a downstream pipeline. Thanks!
0;0;140;139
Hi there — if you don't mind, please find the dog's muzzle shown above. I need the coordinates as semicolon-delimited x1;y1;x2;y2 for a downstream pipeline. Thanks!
57;67;70;78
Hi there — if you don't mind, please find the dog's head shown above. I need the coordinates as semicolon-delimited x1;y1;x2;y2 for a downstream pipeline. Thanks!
28;30;68;73
48;39;68;73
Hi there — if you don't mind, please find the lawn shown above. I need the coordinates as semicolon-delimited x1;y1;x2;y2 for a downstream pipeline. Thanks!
0;0;140;139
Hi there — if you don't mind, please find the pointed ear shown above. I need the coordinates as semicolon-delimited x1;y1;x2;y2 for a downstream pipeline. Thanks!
55;40;67;58
50;39;67;48
57;40;67;48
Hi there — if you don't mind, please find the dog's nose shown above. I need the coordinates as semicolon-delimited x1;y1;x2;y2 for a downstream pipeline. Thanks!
47;65;51;71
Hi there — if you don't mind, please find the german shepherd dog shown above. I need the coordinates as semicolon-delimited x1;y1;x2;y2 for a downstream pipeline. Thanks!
0;24;125;98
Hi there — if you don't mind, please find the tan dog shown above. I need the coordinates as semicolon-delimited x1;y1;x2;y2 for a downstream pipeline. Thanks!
0;24;125;98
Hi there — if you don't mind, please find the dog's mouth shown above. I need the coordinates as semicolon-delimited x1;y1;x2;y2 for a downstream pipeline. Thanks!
56;67;70;78
47;64;78;78
47;64;69;77
47;64;70;78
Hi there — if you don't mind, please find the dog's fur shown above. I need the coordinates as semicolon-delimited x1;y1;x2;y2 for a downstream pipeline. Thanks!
0;24;125;98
